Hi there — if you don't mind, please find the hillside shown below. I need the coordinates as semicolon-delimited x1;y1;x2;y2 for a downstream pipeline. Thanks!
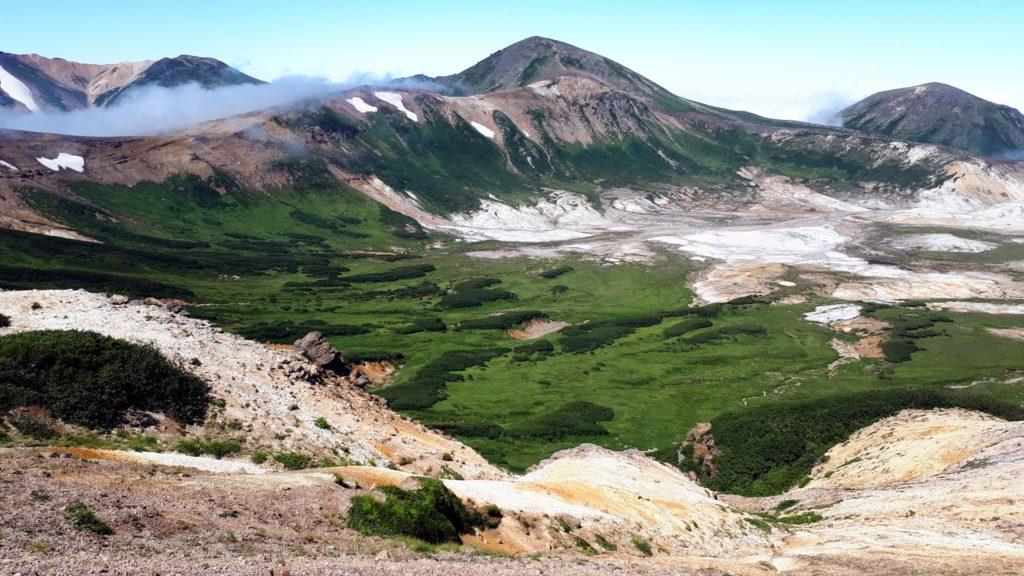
3;291;1024;574
841;82;1024;157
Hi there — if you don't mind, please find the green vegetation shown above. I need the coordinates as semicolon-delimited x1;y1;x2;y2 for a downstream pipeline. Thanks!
631;535;652;556
346;477;490;543
238;320;368;343
175;438;242;459
274;452;312;470
690;388;1024;496
662;318;713;338
456;311;547;331
539;265;573;279
395;317;447;334
0;330;209;429
66;504;114;536
508;401;614;439
7;171;1024;477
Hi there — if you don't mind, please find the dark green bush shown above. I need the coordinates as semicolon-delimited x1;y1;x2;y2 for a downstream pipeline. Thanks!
695;387;1024;496
551;284;569;294
237;320;368;343
0;313;10;328
559;315;664;354
508;401;614;439
341;264;436;283
0;330;209;429
882;339;919;363
452;277;502;291
274;452;312;470
683;324;765;344
175;438;242;459
539;266;573;279
0;264;194;299
435;421;504;439
438;288;517;309
66;504;114;536
456;311;546;331
395;317;446;334
663;318;713;338
379;347;509;410
346;477;487;543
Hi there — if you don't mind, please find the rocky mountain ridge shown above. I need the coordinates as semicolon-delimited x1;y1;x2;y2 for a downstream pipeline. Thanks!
842;82;1024;157
0;51;262;112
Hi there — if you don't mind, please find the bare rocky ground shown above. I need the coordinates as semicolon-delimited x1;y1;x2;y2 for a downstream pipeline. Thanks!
3;291;1024;575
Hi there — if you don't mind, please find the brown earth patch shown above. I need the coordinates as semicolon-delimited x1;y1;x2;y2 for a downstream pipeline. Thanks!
508;319;569;339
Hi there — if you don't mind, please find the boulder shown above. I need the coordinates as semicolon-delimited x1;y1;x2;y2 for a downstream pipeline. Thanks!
294;331;348;374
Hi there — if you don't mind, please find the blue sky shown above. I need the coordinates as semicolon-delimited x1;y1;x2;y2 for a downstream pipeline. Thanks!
4;0;1022;119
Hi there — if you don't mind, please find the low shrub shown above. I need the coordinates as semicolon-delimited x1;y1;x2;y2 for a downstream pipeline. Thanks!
314;417;331;429
379;347;509;410
175;439;242;459
438;288;517;309
237;320;368;343
0;330;209;429
395;317;446;334
66;504;114;536
274;452;312;470
508;401;614;439
559;315;664;354
452;277;502;291
434;422;504;439
341;264;436;283
682;324;765;344
631;536;652;556
539;265;573;279
0;313;10;328
662;318;713;338
346;477;488;543
882;339;919;363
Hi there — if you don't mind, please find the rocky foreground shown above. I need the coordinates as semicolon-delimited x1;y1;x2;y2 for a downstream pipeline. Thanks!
1;290;1024;575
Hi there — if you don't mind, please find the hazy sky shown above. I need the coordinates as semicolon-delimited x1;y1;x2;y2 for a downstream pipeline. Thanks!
4;0;1022;120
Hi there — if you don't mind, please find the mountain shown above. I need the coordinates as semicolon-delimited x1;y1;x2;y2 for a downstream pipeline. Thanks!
431;36;674;99
841;82;1024;157
0;52;263;112
0;37;1007;236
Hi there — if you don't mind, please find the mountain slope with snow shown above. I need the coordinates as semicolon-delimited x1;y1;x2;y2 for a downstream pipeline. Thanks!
0;52;262;112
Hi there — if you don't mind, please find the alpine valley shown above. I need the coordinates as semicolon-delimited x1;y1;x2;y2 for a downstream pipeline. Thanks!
2;35;1024;576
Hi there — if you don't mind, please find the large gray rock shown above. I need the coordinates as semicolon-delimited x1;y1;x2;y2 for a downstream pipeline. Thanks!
294;331;347;373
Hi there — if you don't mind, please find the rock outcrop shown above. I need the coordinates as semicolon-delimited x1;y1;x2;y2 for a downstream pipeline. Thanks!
678;422;719;479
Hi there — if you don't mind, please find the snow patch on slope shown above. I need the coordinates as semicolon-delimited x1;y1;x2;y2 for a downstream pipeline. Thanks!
0;159;17;171
345;96;377;113
373;91;417;121
448;192;616;242
470;121;495;139
36;153;84;172
0;64;40;113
